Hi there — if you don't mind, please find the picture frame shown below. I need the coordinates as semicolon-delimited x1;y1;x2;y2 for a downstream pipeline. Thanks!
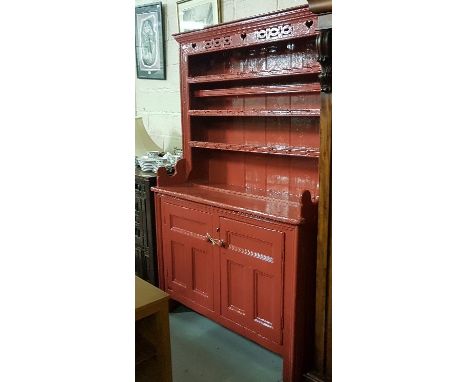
135;2;165;80
176;0;220;33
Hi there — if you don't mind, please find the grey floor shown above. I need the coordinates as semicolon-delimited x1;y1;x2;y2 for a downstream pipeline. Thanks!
169;305;282;382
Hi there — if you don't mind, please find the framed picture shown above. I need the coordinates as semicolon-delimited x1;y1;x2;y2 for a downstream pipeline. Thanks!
177;0;220;33
135;2;165;80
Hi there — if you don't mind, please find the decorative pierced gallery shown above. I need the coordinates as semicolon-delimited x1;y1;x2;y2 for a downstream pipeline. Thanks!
152;5;331;382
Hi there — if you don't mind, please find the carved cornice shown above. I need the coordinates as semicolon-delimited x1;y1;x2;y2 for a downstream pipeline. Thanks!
316;29;332;93
174;6;318;55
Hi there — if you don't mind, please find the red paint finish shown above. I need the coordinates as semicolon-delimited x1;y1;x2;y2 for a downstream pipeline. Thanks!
161;200;215;313
219;217;284;345
152;5;321;382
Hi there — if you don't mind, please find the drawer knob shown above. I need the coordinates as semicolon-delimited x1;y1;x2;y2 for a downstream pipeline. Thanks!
205;233;226;248
206;232;216;245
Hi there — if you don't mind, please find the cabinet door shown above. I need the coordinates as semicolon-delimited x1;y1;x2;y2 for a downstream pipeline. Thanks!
161;199;215;311
219;217;284;344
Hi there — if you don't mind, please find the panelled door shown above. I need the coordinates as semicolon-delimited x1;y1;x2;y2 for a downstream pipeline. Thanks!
161;199;215;312
219;216;285;345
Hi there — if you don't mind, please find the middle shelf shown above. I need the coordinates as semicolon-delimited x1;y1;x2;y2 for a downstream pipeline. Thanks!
193;83;321;97
189;140;319;158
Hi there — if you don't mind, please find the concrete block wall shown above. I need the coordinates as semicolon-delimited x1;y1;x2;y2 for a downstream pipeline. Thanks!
135;0;307;152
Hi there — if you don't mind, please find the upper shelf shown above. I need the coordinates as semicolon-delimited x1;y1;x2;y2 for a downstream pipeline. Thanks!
193;83;321;97
187;65;321;84
189;109;320;117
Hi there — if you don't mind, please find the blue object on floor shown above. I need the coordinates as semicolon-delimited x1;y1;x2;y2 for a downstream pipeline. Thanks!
169;305;282;382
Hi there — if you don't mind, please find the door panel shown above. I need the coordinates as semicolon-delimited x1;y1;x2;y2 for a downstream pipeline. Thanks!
161;199;215;311
170;240;187;289
219;217;284;344
254;270;275;328
224;259;248;318
191;246;214;308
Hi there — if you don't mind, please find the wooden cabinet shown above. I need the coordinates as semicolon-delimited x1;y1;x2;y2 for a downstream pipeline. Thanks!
160;196;288;351
135;169;158;285
152;5;331;381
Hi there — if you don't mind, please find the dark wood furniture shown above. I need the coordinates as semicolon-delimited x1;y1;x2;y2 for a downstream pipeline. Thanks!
303;2;331;382
135;276;172;382
152;5;331;381
135;168;158;285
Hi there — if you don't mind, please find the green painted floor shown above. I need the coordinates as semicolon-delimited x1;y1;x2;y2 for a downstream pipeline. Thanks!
169;305;283;382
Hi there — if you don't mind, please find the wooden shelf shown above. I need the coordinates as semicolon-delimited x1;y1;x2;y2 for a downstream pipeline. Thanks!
189;140;320;158
189;109;320;117
188;65;321;84
193;83;321;97
154;182;313;225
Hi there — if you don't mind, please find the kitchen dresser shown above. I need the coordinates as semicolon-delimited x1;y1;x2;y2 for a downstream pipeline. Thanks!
152;4;331;381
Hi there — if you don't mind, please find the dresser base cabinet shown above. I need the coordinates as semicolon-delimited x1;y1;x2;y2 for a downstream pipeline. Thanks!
155;193;316;380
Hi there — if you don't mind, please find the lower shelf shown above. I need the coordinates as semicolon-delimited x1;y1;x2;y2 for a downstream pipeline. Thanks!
189;140;320;158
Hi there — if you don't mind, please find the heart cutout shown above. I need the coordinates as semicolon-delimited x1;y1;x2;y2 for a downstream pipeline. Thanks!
305;20;313;29
192;43;197;48
240;32;247;40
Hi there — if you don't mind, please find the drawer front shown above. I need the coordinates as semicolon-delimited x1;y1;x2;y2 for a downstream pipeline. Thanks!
161;198;216;312
219;217;284;345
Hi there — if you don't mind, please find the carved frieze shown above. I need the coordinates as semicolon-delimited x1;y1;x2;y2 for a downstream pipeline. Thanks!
256;24;292;40
228;244;274;264
177;6;318;55
203;36;232;50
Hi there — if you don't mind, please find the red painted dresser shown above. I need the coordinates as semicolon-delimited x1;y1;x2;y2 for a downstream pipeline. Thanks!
152;5;331;381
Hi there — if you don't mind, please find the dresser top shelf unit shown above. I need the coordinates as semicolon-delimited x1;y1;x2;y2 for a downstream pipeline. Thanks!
152;4;322;227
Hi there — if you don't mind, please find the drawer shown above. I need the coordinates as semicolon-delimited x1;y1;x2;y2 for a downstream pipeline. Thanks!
161;197;212;240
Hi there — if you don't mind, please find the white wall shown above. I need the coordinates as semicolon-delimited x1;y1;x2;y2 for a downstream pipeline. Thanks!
135;0;307;152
